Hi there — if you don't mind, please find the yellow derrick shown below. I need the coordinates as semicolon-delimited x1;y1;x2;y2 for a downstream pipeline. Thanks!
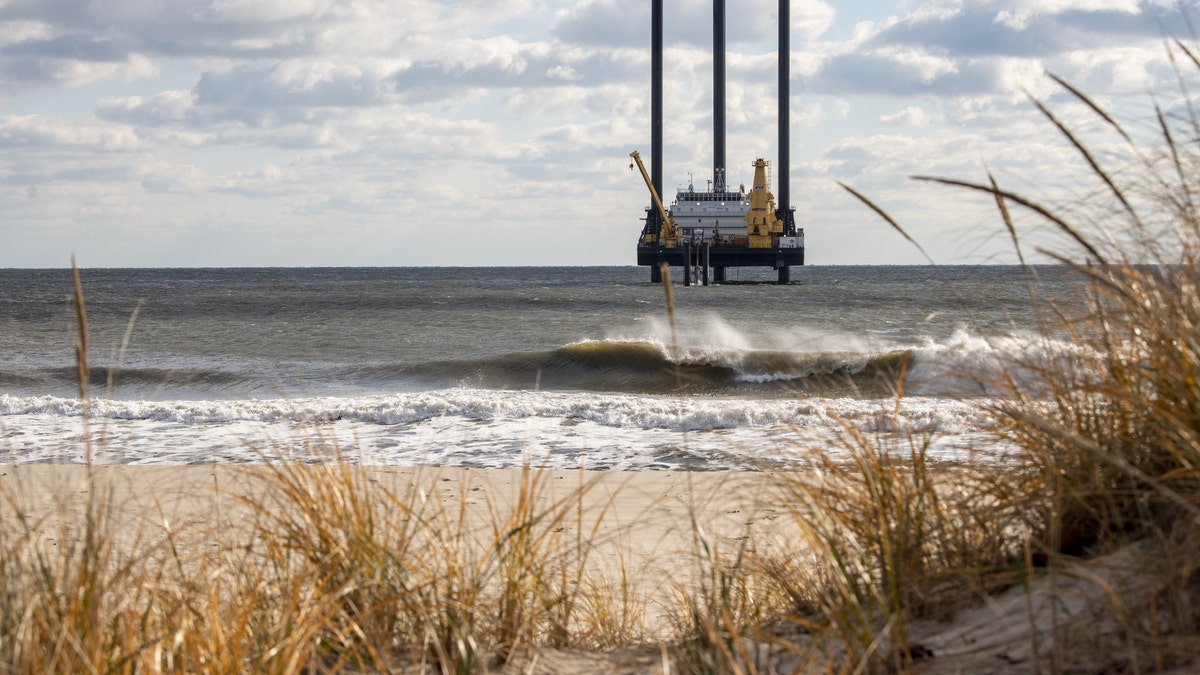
629;151;679;248
744;158;782;248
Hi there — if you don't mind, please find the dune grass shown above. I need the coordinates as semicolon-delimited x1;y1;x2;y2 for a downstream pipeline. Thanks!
5;41;1200;673
667;38;1200;673
818;39;1200;671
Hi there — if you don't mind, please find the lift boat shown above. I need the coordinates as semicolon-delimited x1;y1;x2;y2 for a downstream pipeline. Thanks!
632;0;803;285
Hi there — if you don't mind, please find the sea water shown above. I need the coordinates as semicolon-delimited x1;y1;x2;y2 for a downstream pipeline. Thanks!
0;266;1092;469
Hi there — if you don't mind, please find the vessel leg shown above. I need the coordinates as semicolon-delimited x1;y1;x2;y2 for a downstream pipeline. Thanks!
777;265;790;284
651;264;662;283
703;244;710;286
683;245;692;286
714;266;726;283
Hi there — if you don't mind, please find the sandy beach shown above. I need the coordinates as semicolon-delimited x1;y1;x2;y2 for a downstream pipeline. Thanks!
4;458;1195;667
4;463;1197;673
0;463;794;622
1;462;820;671
0;463;784;549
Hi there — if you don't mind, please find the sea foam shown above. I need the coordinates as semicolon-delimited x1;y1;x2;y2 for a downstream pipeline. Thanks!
1;389;1006;469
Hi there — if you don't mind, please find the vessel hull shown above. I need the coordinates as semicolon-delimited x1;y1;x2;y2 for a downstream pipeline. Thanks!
636;244;804;269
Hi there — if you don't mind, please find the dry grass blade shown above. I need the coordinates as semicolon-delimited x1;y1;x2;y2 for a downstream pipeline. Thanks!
1025;91;1141;226
659;261;684;393
1046;72;1132;144
990;170;1027;268
1155;103;1197;216
878;42;1200;670
1002;407;1200;520
1170;39;1200;128
1176;38;1200;70
744;376;1062;671
913;175;1108;263
247;455;419;671
837;182;934;264
70;258;88;403
69;258;93;466
671;541;768;675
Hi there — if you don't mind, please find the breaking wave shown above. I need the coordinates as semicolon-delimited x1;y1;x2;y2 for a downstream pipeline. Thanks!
393;339;914;397
1;327;1095;401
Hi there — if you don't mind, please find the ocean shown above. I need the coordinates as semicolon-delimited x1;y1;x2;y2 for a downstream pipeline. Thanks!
0;265;1090;470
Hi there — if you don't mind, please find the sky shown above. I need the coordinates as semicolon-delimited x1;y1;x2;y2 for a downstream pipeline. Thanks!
0;0;1195;267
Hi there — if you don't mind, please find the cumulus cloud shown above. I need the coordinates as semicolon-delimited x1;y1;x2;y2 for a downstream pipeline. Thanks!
880;105;932;127
194;61;389;109
551;0;836;48
96;90;197;125
992;0;1145;30
0;115;139;151
547;64;583;81
550;0;646;48
138;161;210;194
797;0;1185;99
805;50;988;96
874;0;1183;57
0;49;157;90
794;0;838;39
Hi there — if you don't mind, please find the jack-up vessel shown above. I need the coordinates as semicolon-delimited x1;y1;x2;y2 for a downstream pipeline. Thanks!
633;0;803;285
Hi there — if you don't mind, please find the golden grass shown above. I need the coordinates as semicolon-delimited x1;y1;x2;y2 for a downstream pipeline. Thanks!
825;38;1200;672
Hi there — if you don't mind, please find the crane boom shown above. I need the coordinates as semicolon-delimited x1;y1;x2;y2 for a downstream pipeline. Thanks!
630;150;679;248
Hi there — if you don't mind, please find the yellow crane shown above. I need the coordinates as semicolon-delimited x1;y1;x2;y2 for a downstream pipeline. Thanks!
744;158;783;248
629;150;679;248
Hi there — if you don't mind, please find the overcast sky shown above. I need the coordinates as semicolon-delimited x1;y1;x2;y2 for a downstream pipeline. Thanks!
0;0;1194;267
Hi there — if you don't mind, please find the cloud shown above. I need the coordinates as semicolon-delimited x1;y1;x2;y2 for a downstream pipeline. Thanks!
138;161;210;194
880;105;932;127
796;0;1185;99
194;61;390;109
0;0;530;96
547;64;583;81
993;0;1145;30
216;162;302;198
96;90;197;125
0;49;157;90
874;1;1184;58
551;0;836;48
0;115;139;151
165;41;638;114
804;49;991;96
550;0;646;48
506;83;640;120
794;0;838;40
0;0;372;57
3;34;131;62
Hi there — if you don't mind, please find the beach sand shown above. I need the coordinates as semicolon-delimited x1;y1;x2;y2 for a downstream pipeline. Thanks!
2;463;1179;673
0;464;793;642
0;464;788;571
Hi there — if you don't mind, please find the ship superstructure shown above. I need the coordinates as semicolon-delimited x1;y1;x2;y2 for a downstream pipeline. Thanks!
669;174;748;243
634;0;804;285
